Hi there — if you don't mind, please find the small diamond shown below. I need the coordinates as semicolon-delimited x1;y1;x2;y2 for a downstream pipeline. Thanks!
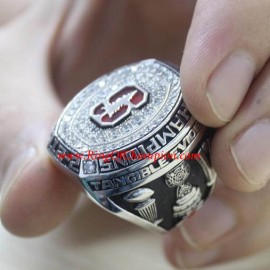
83;160;97;174
88;137;97;143
118;140;125;147
143;106;153;115
110;143;118;150
121;123;132;133
81;145;89;152
99;80;106;87
131;115;143;126
152;119;160;128
167;73;173;81
139;130;146;137
74;143;83;149
111;84;119;91
172;90;179;98
160;111;167;119
131;65;138;72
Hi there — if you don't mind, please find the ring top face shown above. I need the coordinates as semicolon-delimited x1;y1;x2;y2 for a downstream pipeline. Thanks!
56;59;181;154
48;59;216;232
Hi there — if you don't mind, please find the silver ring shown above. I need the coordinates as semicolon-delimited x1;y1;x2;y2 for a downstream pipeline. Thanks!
48;59;216;232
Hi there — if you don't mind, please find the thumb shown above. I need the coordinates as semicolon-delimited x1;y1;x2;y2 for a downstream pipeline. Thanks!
0;0;80;237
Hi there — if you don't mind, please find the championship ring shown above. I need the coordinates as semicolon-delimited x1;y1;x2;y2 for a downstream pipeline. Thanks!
48;59;216;232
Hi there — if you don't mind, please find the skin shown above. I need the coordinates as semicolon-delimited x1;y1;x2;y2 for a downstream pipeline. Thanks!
0;0;270;268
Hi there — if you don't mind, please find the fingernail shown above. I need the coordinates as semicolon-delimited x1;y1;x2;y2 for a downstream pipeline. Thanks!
180;197;236;248
231;120;270;185
175;248;220;268
206;52;255;122
1;147;36;206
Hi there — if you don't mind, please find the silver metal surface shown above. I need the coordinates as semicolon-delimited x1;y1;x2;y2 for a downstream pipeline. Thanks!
48;59;216;232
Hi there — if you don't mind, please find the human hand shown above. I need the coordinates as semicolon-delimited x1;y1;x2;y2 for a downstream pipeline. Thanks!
1;1;270;269
164;0;270;268
0;0;195;236
0;0;81;236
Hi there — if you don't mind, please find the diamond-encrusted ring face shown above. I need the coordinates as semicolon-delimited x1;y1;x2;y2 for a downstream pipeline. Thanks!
48;59;216;232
